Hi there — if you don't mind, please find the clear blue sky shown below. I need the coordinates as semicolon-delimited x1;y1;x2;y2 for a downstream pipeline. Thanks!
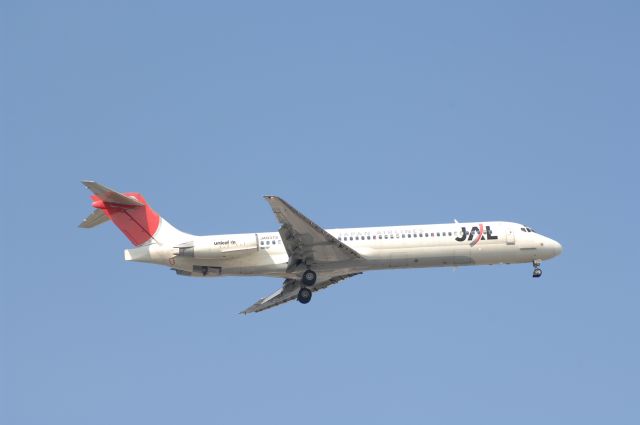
2;1;639;424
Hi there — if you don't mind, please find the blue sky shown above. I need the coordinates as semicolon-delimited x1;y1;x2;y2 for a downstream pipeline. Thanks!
2;1;639;423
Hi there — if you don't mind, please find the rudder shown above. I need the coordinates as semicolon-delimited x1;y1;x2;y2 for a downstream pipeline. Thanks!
79;181;189;246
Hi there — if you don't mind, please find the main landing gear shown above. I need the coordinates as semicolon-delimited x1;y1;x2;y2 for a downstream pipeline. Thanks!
301;269;317;286
532;260;542;278
297;269;317;304
297;287;312;304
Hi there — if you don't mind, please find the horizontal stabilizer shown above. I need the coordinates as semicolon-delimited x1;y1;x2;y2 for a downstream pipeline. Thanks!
78;208;109;228
79;180;190;246
81;180;144;206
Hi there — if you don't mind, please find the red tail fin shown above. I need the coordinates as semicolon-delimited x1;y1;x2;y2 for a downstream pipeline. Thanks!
80;181;160;246
91;192;160;245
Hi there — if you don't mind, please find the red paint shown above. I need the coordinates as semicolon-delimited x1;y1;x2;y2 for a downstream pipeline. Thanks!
90;193;160;246
91;200;106;209
470;223;484;247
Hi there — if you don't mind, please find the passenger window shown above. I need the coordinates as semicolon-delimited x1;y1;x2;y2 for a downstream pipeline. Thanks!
367;236;371;240
350;237;353;241
384;235;388;239
448;232;452;236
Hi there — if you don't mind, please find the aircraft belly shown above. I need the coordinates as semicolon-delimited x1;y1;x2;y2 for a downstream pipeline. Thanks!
174;249;289;277
470;245;525;265
361;246;472;269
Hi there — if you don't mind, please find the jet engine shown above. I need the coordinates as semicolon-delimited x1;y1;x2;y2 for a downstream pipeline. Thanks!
174;234;258;260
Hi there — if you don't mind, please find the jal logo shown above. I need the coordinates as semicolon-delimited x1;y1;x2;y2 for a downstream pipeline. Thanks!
455;224;498;246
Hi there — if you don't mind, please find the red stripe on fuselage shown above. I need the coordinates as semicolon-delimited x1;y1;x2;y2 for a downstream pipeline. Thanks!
470;223;484;247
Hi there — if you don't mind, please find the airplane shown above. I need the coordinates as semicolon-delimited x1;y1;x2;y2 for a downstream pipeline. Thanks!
79;181;562;314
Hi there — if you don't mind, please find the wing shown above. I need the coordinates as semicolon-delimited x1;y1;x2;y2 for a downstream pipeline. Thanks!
241;273;361;314
263;196;362;270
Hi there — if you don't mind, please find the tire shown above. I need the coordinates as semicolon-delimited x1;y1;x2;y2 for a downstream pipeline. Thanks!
297;288;312;304
301;269;317;286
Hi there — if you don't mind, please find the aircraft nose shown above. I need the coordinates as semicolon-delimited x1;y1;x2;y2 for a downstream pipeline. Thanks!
551;239;563;257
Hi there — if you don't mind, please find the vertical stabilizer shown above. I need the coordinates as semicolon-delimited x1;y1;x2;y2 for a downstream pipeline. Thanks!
79;181;190;246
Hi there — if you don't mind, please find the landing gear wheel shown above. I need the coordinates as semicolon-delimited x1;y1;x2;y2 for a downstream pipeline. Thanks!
301;269;317;286
532;260;542;278
297;287;312;304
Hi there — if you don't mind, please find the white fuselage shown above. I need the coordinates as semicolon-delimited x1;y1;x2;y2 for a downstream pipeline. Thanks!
125;221;562;279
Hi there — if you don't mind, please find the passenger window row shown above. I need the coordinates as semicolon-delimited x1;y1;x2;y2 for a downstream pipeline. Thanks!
260;240;280;246
337;231;456;242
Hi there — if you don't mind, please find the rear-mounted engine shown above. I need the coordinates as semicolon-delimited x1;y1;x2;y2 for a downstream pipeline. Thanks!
173;234;258;260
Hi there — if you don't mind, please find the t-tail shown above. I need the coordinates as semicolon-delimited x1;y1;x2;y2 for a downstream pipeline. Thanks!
79;181;190;246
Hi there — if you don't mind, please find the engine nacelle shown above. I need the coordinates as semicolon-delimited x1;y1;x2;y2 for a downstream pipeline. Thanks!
175;234;258;259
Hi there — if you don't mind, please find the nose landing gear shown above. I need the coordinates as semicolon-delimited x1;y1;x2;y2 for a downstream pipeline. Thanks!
532;260;542;278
